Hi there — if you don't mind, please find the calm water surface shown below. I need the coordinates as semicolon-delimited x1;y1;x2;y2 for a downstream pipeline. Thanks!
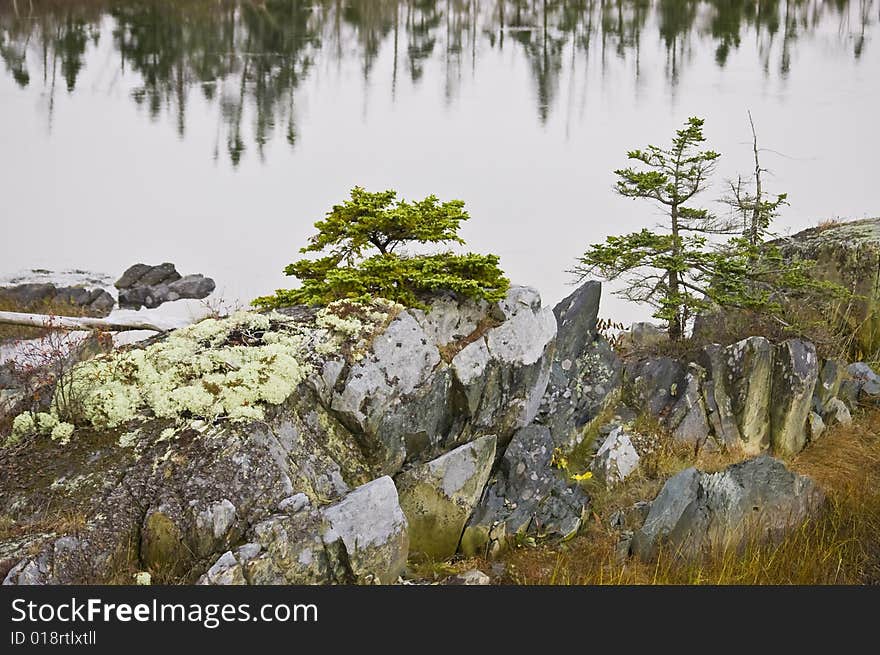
1;0;878;322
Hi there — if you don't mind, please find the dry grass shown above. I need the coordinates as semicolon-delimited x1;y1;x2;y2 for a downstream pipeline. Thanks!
815;218;844;233
495;410;880;585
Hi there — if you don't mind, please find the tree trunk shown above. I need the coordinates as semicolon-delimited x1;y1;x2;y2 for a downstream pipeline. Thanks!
668;202;683;341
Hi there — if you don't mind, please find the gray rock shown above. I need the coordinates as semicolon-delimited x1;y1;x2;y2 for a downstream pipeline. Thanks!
623;356;711;446
395;436;496;560
808;412;826;442
699;344;742;449
822;397;852;426
668;363;711;447
114;264;155;289
592;427;639;485
460;425;590;558
198;551;246;585
328;311;441;474
167;275;216;301
814;359;847;413
203;476;409;585
116;262;180;289
116;263;214;309
770;340;819;457
552;281;601;361
631;467;702;560
725;337;774;454
632;455;824;560
322;476;409;584
847;362;880;396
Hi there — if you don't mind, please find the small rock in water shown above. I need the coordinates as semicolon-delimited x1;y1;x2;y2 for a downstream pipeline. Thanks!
115;263;215;310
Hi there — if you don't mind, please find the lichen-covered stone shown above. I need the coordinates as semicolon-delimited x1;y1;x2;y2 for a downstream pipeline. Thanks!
632;456;824;560
535;281;621;451
395;435;496;559
460;426;589;558
770;340;819;457
725;336;774;454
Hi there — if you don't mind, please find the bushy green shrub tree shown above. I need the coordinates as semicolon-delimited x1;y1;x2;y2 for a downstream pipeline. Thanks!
253;187;509;309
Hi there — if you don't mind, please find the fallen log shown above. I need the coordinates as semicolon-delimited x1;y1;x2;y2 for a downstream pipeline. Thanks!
0;310;187;333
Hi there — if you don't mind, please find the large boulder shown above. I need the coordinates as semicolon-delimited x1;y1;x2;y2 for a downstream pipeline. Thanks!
770;340;819;457
459;425;590;558
395;435;496;560
632;455;824;560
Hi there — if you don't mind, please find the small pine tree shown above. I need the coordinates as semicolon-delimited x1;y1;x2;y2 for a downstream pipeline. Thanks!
572;117;738;340
572;116;845;341
253;187;510;309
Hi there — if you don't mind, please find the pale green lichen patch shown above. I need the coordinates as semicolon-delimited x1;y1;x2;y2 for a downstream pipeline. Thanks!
6;302;402;447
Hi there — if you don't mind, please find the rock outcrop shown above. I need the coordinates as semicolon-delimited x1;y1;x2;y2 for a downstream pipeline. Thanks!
115;263;215;310
1;282;609;583
631;455;824;560
775;218;880;358
534;281;621;451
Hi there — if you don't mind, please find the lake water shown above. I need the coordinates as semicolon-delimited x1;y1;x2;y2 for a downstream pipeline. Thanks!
1;0;878;324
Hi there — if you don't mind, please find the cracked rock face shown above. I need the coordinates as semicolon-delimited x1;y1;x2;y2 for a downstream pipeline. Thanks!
316;285;557;476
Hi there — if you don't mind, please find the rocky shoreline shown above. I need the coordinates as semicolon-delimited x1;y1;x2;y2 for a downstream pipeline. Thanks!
2;220;880;585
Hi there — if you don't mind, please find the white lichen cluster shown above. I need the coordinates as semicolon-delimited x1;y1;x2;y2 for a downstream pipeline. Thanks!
6;302;402;447
9;411;75;445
